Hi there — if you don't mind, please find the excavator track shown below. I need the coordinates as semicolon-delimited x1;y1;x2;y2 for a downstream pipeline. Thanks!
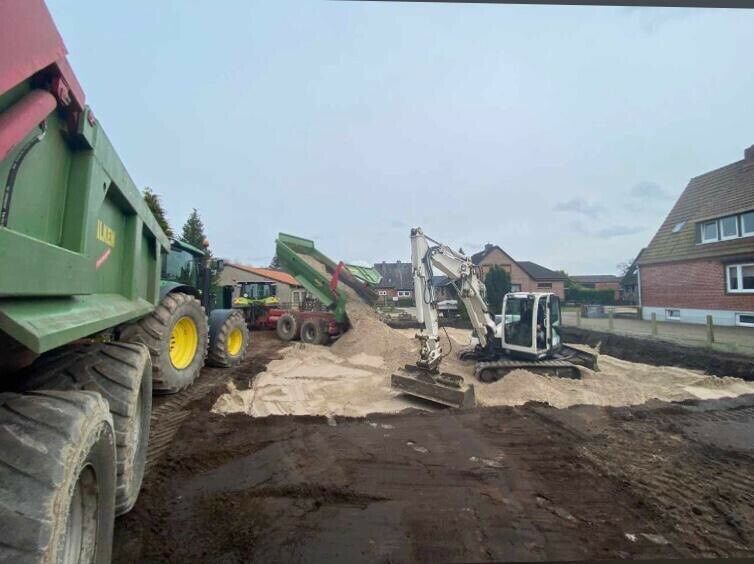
475;359;582;383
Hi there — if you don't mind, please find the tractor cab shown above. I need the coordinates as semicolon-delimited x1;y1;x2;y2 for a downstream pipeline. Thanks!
161;239;223;311
501;292;562;360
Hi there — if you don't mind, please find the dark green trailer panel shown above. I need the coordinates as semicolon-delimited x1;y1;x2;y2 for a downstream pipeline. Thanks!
0;79;170;354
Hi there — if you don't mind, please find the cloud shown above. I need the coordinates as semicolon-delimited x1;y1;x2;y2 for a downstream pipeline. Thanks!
629;180;672;201
390;219;408;229
568;220;644;239
595;225;645;238
554;198;605;218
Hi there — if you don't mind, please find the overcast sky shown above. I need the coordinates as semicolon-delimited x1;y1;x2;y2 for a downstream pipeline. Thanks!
47;1;754;275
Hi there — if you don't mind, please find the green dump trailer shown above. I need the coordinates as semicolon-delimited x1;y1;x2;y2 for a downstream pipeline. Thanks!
273;232;378;344
0;2;247;561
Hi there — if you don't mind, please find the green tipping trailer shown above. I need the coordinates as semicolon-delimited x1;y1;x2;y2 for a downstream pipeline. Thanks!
272;232;377;344
0;2;248;561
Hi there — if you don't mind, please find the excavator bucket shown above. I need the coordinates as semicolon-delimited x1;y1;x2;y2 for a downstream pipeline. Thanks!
391;365;476;409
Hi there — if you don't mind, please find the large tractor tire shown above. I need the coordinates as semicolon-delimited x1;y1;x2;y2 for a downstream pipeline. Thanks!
16;342;152;515
276;312;300;342
0;390;116;564
121;292;209;394
207;310;250;368
300;319;329;346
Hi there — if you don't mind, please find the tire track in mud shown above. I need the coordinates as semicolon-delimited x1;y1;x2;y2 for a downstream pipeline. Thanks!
571;400;754;558
146;368;229;473
144;333;287;474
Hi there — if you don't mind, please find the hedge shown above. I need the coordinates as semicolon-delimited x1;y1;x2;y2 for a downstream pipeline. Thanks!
564;288;615;305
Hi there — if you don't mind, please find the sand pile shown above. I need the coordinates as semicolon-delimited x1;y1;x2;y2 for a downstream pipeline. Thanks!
473;359;754;408
213;253;424;418
212;343;414;417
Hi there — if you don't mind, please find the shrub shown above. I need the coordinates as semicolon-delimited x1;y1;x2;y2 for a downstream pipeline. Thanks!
564;288;615;305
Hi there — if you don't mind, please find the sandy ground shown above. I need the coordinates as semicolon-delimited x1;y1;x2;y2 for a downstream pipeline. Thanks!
213;322;754;417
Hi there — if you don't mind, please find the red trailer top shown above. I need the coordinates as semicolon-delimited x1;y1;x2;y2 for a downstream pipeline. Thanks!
0;0;85;107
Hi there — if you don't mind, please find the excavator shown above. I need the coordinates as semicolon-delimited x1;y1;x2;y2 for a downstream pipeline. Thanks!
391;228;598;408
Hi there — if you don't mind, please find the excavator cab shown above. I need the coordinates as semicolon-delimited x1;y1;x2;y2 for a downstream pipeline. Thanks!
501;293;562;360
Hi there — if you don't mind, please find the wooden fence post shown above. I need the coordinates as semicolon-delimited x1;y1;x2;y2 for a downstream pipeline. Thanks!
706;315;715;344
651;313;657;337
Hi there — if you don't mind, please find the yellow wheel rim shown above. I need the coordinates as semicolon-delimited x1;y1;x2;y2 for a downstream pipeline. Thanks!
169;316;198;370
227;327;243;357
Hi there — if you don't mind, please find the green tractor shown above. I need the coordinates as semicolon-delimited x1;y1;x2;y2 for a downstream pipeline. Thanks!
122;238;250;394
0;3;248;561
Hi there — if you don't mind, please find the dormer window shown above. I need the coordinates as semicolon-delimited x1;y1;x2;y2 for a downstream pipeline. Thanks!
701;220;718;243
698;210;754;244
743;211;754;236
720;216;739;240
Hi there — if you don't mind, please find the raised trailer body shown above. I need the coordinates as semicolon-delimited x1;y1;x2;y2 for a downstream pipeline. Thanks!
272;232;377;344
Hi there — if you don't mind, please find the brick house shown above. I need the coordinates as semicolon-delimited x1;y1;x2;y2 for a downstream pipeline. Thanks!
470;244;566;299
638;145;754;327
570;275;621;301
432;275;455;301
373;261;414;303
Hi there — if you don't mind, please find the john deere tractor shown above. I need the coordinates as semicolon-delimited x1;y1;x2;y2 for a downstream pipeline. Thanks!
121;238;250;394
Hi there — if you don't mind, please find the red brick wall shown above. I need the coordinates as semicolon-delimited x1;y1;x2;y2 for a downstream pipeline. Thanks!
641;259;754;310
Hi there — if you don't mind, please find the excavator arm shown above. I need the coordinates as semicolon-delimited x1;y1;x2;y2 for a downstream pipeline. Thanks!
410;227;496;370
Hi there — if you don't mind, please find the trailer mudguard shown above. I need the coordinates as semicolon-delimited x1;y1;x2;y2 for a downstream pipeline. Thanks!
159;281;200;301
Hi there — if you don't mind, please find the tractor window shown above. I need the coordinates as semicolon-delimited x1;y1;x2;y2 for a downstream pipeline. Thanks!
504;295;533;348
164;248;197;287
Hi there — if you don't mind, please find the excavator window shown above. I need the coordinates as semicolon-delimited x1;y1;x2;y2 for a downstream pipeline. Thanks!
504;295;534;348
536;299;547;350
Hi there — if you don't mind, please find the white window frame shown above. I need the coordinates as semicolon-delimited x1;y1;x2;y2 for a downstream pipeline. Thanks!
727;263;754;293
396;290;411;298
698;211;754;244
719;216;739;241
701;220;719;243
742;212;754;237
735;312;754;327
665;309;681;321
377;290;387;296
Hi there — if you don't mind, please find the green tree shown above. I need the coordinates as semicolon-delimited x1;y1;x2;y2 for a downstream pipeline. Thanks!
181;208;208;251
269;255;281;269
484;265;512;314
143;187;173;238
556;270;580;289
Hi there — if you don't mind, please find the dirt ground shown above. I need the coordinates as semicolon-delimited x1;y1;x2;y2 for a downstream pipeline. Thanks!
113;331;754;563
